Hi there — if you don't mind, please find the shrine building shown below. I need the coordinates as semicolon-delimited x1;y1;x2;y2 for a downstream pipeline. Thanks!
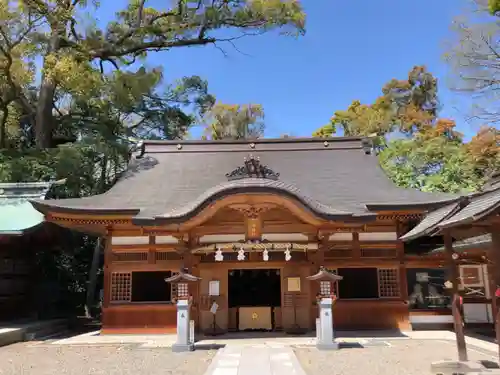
30;137;492;334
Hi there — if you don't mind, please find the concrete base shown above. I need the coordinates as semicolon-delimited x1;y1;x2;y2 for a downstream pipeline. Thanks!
430;360;487;375
0;328;24;347
0;319;68;347
171;343;194;352
316;341;339;351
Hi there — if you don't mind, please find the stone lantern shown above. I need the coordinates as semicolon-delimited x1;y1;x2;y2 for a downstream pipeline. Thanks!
165;268;201;352
306;266;343;350
165;268;200;302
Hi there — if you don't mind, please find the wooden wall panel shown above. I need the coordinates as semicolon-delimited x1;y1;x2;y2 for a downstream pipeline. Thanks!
198;267;229;332
331;300;410;330
102;304;177;333
281;264;312;330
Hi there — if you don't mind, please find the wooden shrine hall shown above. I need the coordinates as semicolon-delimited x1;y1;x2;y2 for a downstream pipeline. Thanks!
30;137;488;334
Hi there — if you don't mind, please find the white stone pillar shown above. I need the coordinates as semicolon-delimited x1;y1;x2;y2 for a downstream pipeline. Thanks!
172;299;194;352
317;297;339;350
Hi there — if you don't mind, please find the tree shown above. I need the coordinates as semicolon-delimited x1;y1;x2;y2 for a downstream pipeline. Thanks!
313;66;439;141
489;0;500;14
0;1;306;319
313;66;491;193
466;125;500;177
203;103;265;140
446;0;500;123
379;120;483;193
0;0;305;149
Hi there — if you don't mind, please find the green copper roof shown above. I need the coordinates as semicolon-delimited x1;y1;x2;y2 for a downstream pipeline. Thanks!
0;182;56;235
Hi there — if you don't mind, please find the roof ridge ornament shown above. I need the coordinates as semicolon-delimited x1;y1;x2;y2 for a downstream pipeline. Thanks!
226;154;280;181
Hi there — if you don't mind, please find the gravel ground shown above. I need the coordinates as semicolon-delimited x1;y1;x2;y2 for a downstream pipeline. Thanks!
0;342;216;375
294;339;498;375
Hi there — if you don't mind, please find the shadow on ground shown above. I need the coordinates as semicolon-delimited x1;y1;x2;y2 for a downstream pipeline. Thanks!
195;344;226;351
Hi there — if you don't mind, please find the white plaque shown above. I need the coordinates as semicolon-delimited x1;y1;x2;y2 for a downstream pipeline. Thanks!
210;302;219;314
209;280;220;296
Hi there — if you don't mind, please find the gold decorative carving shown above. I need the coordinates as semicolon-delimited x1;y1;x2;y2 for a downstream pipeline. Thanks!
229;203;274;219
246;217;262;240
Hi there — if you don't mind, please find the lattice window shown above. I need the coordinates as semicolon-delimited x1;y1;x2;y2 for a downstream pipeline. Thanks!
317;269;339;297
378;268;400;298
155;252;182;261
112;252;147;262
170;272;179;300
110;272;131;302
324;249;352;259
177;283;189;298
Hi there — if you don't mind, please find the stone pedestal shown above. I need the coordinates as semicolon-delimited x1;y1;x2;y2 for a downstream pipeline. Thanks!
430;360;493;375
172;299;194;352
316;297;339;350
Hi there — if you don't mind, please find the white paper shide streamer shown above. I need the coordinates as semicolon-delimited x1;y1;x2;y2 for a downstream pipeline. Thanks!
262;248;269;262
215;248;224;262
237;247;246;261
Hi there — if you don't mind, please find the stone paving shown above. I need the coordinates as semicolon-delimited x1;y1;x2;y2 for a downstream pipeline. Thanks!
203;344;306;375
295;339;497;375
0;341;216;375
1;330;499;375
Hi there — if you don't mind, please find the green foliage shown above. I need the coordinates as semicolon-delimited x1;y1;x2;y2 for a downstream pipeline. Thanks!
203;102;266;140
0;0;304;185
313;66;493;194
314;66;439;141
0;0;306;318
489;0;500;15
33;232;102;318
379;136;483;194
0;0;305;148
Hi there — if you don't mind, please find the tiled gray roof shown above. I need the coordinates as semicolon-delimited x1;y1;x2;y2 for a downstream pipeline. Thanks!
133;178;358;224
400;202;461;242
399;176;500;241
30;138;457;223
431;234;492;254
438;188;500;229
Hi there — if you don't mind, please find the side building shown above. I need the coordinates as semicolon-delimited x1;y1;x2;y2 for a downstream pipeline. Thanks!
0;181;62;319
402;177;500;329
30;137;480;333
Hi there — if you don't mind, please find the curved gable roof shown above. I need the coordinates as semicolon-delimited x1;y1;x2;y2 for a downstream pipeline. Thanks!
31;137;457;223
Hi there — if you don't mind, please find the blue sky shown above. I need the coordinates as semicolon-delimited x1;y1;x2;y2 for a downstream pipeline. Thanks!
96;0;475;140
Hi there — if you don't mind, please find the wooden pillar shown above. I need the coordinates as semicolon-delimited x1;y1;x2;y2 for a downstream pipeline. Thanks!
148;235;155;264
396;221;408;301
102;231;112;309
444;230;468;362
352;232;361;259
489;223;500;363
